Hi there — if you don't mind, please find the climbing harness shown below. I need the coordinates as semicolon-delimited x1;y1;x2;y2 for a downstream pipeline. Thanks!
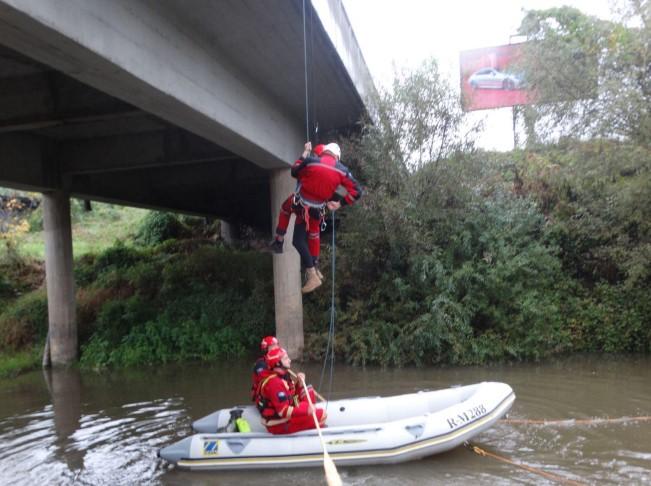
466;442;587;486
292;186;327;232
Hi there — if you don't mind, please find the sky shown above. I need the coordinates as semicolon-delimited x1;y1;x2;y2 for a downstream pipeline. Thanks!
341;0;616;151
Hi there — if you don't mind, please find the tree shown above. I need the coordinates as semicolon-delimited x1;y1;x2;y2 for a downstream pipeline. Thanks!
517;2;651;147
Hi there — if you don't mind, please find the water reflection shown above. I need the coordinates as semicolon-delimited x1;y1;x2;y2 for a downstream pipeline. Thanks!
44;367;84;473
0;355;649;485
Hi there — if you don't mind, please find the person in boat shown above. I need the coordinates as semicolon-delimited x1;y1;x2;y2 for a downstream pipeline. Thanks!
250;335;280;401
269;141;362;294
255;347;326;434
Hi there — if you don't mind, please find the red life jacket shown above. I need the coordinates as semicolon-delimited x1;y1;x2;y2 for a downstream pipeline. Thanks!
294;154;362;206
255;371;297;421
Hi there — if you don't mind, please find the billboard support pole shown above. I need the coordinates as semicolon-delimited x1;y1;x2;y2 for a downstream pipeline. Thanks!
512;105;519;149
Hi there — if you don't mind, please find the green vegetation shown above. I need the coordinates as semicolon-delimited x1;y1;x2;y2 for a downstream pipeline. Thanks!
0;346;41;378
76;241;274;368
1;2;649;372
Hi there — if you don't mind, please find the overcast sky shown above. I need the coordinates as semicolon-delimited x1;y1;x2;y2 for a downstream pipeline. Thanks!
341;0;616;151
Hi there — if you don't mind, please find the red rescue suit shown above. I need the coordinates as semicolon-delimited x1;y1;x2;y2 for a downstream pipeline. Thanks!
256;370;325;434
275;153;362;267
250;356;268;401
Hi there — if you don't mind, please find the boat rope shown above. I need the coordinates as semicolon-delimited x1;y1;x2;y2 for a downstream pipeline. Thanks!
465;442;587;486
501;416;651;426
319;210;337;401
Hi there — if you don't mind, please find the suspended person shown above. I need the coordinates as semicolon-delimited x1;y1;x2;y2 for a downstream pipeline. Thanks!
255;347;326;434
269;141;362;293
251;335;280;401
269;142;325;255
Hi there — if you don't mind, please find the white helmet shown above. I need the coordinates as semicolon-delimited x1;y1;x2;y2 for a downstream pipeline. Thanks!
323;143;341;159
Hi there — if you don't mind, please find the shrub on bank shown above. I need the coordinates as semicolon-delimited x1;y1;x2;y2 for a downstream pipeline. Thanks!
78;242;274;369
0;289;48;351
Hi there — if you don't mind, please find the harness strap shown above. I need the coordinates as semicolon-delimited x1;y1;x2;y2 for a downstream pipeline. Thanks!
293;187;327;232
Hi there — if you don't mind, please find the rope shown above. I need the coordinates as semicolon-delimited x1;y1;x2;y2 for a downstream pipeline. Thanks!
302;0;310;141
501;416;651;426
319;211;336;401
309;0;318;142
465;442;587;486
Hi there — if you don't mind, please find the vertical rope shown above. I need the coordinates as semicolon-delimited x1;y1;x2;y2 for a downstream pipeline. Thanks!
309;0;318;142
302;0;310;141
327;211;336;397
319;211;336;400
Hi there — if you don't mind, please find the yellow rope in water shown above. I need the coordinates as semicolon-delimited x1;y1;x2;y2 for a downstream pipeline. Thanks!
501;416;651;426
466;442;587;486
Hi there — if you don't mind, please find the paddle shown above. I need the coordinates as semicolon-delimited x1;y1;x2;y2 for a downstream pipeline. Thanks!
297;374;342;486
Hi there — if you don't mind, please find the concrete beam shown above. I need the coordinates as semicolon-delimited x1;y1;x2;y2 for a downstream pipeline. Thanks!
59;128;236;176
0;132;56;190
42;190;77;366
312;0;376;109
270;169;303;359
67;157;271;228
0;0;304;169
0;72;137;133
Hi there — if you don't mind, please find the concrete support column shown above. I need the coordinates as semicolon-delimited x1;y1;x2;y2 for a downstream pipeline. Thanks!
42;191;77;366
219;220;237;245
269;169;303;359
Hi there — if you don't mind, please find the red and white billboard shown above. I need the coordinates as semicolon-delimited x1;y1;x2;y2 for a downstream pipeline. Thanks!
460;43;534;111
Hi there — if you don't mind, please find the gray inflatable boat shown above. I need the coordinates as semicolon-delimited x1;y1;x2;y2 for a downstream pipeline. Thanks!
159;381;514;471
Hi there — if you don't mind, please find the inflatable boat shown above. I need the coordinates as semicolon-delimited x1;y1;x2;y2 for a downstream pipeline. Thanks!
159;381;514;470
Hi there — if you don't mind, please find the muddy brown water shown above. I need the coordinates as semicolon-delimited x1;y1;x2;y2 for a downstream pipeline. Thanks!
0;355;649;485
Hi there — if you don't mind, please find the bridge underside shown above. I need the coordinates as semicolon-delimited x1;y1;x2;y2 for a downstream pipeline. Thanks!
0;46;271;228
0;0;372;230
0;0;373;362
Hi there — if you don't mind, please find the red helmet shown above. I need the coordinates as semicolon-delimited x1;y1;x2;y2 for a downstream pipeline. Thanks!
260;336;279;353
265;347;288;369
313;144;325;156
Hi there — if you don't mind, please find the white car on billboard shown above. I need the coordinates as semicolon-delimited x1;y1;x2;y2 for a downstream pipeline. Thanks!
468;68;524;90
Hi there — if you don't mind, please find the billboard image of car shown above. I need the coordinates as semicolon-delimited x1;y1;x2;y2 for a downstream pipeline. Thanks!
468;67;524;90
460;43;534;111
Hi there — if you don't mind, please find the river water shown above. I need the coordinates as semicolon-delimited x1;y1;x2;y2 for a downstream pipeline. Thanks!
0;355;649;485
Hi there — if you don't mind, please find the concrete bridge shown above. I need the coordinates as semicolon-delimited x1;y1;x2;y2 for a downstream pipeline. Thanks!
0;0;373;364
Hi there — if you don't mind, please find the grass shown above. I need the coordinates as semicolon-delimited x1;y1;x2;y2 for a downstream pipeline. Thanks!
0;346;41;378
0;200;149;376
4;201;149;260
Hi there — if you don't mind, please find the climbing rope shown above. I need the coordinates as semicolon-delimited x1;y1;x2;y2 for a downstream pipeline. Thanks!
465;442;587;486
308;0;318;143
301;0;335;401
501;416;651;426
302;0;310;141
319;211;337;401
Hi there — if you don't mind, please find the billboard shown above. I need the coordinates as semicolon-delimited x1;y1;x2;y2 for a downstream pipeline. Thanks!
460;43;534;111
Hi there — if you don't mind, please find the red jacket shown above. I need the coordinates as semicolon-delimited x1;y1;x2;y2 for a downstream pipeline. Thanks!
292;154;362;206
257;371;311;420
250;356;268;401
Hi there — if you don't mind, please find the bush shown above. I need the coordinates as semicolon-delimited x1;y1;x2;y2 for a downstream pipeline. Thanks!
78;241;275;369
0;289;48;351
136;212;188;246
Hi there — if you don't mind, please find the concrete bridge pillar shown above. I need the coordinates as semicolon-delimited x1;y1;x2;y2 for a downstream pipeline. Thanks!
42;191;77;366
269;169;303;359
